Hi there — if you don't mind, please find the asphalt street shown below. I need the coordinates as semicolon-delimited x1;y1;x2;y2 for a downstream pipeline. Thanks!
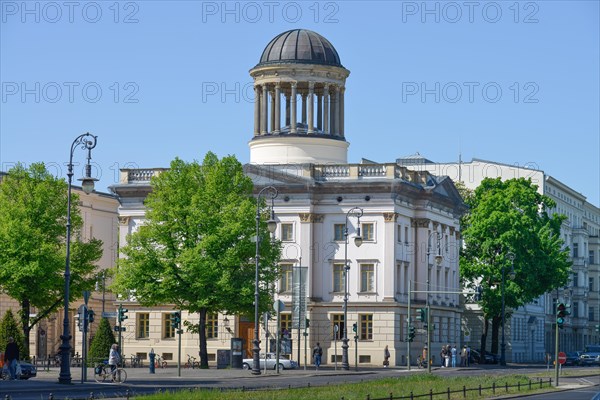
1;364;599;400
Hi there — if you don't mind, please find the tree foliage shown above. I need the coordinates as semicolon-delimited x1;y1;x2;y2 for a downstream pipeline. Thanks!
460;178;570;355
88;318;116;366
0;310;27;360
0;163;103;355
113;153;281;367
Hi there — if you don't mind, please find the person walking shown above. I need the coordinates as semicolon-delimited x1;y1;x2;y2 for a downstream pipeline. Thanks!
312;342;322;370
421;346;428;368
451;345;457;368
383;345;390;368
445;344;451;368
440;346;446;367
3;337;19;380
108;343;121;378
466;346;471;367
460;345;467;367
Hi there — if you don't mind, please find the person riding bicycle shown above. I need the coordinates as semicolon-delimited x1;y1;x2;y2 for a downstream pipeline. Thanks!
108;344;121;376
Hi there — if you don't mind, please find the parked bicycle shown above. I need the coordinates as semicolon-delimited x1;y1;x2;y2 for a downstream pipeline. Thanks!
154;354;167;369
130;354;141;368
94;361;127;383
185;354;199;369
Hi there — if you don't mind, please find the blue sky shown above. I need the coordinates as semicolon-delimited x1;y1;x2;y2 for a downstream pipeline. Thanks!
1;1;599;206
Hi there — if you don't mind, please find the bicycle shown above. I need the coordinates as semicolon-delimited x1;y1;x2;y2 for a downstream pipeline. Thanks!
185;354;199;369
154;355;167;369
130;354;141;368
94;362;127;383
416;356;428;369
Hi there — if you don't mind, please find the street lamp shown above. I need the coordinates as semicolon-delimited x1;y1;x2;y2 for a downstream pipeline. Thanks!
342;207;363;371
425;231;442;373
252;185;278;375
500;251;516;366
59;133;98;384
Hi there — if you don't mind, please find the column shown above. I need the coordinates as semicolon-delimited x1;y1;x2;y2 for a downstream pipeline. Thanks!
317;93;323;131
261;85;267;135
301;94;307;126
270;90;275;134
290;82;297;134
323;84;329;135
254;85;260;136
274;84;281;133
307;82;314;134
285;92;290;127
334;85;340;136
340;87;345;137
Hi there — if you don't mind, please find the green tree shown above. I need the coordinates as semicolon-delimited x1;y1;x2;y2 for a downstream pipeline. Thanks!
0;163;103;356
0;310;27;360
88;318;116;366
460;178;570;358
113;153;281;368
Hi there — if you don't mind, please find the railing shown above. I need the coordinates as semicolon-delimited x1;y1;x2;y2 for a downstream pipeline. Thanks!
127;169;158;182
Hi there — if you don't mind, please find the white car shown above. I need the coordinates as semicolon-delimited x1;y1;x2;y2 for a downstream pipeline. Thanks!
242;353;298;370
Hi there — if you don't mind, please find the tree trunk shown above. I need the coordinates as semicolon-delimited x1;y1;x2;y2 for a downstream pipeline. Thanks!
198;308;208;368
480;317;489;364
20;298;31;359
491;315;501;355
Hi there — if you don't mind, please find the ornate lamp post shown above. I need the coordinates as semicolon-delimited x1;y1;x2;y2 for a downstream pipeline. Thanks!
500;251;516;366
59;133;98;384
252;186;278;375
425;231;442;373
342;207;363;371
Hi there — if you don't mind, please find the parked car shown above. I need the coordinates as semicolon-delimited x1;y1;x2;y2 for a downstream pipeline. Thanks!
564;352;581;366
0;361;37;380
242;353;298;370
579;351;600;366
470;349;498;364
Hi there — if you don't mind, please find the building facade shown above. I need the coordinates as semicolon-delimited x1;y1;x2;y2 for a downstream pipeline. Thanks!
401;156;600;360
110;29;466;367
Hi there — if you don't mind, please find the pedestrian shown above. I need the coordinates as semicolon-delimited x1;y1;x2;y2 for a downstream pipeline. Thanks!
460;345;467;367
421;346;428;368
108;343;121;378
3;337;19;380
466;346;471;367
451;345;457;368
383;345;390;368
312;342;322;370
445;344;451;367
440;346;446;367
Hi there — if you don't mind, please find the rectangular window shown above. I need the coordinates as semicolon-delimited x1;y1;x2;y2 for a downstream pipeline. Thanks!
137;313;150;339
163;314;175;339
574;302;579;318
280;263;293;293
280;313;292;336
360;263;375;292
590;277;594;292
589;307;595;322
281;223;294;242
404;227;409;244
573;273;578;287
333;263;344;292
590;250;595;265
362;223;375;242
334;224;345;241
206;313;218;339
332;314;345;340
359;314;373;340
573;243;579;258
397;225;402;243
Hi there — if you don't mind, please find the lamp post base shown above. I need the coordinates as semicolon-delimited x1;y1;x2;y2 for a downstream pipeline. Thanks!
251;338;261;375
58;335;72;384
500;343;506;366
341;339;349;370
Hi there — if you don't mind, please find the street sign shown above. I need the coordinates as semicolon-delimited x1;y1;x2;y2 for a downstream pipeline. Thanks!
102;311;118;318
558;352;567;365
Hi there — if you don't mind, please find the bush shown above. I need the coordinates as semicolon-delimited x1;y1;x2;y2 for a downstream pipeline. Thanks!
88;317;116;366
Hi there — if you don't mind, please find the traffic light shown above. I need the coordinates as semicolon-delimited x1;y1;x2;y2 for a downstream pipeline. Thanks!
171;311;181;329
118;305;128;323
556;303;566;328
352;323;357;333
305;318;310;328
475;286;483;301
416;308;427;322
408;325;415;342
88;309;95;323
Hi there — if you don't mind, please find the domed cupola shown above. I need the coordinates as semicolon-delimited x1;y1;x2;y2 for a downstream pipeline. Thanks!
249;29;350;165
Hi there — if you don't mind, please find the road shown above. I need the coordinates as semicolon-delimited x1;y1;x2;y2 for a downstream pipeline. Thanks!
1;364;598;399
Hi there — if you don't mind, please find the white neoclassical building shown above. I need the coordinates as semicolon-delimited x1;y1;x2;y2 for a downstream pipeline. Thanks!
399;155;600;361
110;29;466;367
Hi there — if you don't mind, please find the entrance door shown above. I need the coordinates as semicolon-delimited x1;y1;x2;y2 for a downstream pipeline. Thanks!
239;322;254;358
